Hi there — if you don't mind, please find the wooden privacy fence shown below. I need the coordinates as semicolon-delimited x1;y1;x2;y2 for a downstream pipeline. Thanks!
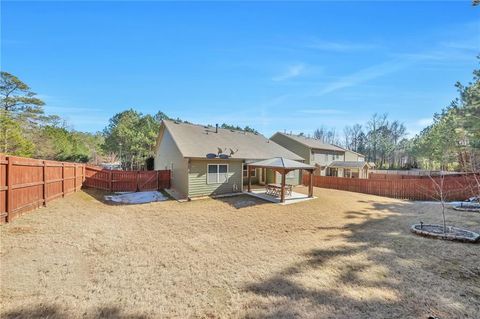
1;155;172;224
0;155;85;223
369;172;463;180
83;166;171;192
303;174;479;201
369;173;427;180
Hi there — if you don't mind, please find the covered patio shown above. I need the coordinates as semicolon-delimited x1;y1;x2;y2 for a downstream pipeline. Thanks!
245;157;316;204
327;161;371;179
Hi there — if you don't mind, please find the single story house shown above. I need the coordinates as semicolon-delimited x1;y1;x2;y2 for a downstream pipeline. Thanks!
270;132;371;179
154;120;305;199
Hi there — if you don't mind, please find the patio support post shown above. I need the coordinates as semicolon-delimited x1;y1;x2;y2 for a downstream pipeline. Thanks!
280;169;286;203
247;165;252;192
308;169;314;198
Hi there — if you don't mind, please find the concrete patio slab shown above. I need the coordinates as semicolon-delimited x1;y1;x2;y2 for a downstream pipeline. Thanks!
244;189;316;205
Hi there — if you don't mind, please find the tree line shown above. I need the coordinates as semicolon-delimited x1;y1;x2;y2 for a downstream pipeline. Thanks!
308;114;410;169
0;72;260;168
0;72;104;162
2;59;478;171
302;59;479;171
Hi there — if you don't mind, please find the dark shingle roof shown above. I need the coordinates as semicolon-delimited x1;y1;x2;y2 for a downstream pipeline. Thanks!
328;161;370;169
248;157;315;170
272;132;345;152
163;120;304;161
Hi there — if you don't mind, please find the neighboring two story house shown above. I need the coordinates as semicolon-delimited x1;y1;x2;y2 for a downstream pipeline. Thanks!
270;132;371;179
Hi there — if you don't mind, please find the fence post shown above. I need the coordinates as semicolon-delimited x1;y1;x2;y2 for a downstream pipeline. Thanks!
136;170;140;192
156;171;159;190
6;156;12;221
109;170;113;192
43;160;47;206
168;170;171;189
62;162;65;197
74;165;77;192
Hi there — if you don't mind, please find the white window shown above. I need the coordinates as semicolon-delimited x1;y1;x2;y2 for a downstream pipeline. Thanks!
207;164;229;184
243;164;256;177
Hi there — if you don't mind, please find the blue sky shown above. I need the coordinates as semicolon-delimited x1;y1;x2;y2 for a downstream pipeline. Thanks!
2;1;479;137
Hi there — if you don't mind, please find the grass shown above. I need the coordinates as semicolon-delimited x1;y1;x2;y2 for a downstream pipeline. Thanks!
0;186;479;318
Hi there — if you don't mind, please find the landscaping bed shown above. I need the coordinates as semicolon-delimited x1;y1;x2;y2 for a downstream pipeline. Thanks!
452;203;480;213
411;223;480;243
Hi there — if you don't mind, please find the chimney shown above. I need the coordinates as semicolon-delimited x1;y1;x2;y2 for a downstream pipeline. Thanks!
215;124;218;133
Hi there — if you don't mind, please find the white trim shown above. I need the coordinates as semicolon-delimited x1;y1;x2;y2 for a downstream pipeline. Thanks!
207;163;229;184
243;164;256;178
240;161;244;190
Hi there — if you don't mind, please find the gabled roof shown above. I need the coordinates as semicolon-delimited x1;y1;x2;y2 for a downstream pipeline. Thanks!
248;157;315;170
271;132;345;152
328;161;370;169
161;120;304;161
340;147;366;158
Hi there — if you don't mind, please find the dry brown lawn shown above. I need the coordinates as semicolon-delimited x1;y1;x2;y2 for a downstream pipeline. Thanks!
1;186;479;319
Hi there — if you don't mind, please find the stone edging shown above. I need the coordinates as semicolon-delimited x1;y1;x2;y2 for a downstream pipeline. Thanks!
411;224;480;243
453;206;480;213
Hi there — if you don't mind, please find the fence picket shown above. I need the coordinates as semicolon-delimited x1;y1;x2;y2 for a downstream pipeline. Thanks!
0;155;87;223
303;173;477;201
0;156;172;224
83;166;170;192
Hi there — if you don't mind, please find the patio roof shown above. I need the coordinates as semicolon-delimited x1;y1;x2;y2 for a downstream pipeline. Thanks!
247;157;315;171
328;161;370;169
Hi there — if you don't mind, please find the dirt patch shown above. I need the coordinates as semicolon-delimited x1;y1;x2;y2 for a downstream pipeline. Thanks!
7;226;36;234
1;186;479;318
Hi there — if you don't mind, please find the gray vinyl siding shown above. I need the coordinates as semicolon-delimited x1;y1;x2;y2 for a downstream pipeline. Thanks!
154;127;188;198
242;167;260;185
270;134;311;164
188;159;243;197
344;150;365;162
311;150;345;166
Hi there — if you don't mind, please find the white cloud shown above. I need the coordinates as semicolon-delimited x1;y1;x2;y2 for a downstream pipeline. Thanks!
306;40;378;52
404;117;435;138
272;64;306;81
315;59;411;96
416;118;434;127
300;109;347;115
